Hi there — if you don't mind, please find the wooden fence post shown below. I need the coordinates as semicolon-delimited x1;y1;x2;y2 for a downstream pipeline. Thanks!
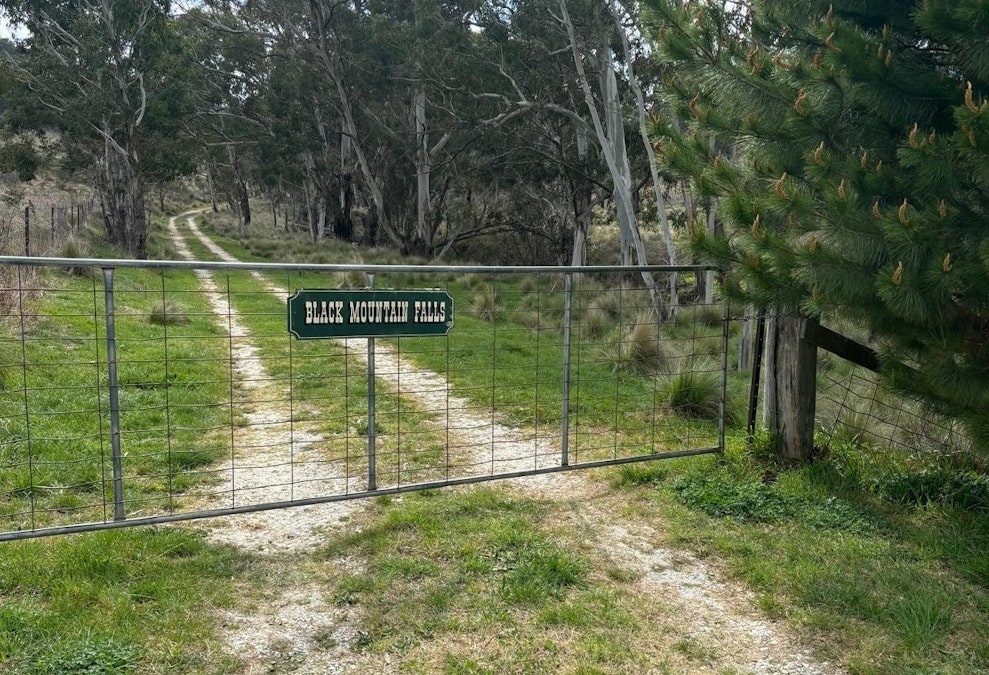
762;314;818;461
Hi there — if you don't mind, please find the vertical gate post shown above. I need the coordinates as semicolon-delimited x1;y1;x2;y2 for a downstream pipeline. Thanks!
560;272;573;466
102;268;125;521
24;206;30;256
763;314;818;462
366;273;377;491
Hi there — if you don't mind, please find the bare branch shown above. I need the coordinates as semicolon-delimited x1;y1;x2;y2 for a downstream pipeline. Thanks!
134;72;147;128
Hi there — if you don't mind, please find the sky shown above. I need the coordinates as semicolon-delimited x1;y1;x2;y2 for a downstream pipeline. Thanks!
0;12;28;42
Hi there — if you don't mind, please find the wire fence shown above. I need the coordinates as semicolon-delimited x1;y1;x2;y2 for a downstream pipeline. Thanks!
734;310;976;459
0;256;729;540
817;361;974;458
0;191;97;256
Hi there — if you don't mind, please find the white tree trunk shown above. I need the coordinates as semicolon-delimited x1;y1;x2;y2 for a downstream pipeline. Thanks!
311;14;400;249
571;125;591;267
560;0;665;317
340;119;351;212
610;0;679;315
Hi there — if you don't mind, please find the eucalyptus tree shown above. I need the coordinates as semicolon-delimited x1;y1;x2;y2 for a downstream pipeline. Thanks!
306;0;485;254
474;0;674;313
1;0;191;257
180;5;274;230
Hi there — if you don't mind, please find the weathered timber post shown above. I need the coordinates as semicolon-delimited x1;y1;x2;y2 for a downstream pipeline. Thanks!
762;314;818;462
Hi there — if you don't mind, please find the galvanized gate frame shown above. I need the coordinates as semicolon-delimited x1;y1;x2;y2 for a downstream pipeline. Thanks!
0;256;727;541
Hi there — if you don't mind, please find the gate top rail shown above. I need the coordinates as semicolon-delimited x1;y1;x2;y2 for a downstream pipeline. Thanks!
0;255;717;275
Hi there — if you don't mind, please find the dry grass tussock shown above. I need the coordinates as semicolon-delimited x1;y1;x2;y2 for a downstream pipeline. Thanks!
598;310;669;375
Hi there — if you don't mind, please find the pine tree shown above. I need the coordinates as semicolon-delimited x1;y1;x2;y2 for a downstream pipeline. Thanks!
645;0;989;455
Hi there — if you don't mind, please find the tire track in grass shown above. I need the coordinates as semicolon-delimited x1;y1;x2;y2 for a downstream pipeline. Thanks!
183;215;563;484
168;212;363;675
182;213;845;675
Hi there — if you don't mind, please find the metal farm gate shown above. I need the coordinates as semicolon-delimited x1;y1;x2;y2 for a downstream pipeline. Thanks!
0;256;729;541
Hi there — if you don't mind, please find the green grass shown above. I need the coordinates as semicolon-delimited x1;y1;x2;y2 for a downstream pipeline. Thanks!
0;249;232;530
661;362;722;421
193;210;737;466
163;206;989;674
316;488;653;673
174;218;449;487
0;218;264;672
609;439;989;674
0;527;249;674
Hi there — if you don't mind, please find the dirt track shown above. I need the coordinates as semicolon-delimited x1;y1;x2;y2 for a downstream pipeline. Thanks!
167;211;844;675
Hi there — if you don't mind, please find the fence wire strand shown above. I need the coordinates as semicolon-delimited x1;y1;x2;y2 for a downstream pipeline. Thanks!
818;360;973;458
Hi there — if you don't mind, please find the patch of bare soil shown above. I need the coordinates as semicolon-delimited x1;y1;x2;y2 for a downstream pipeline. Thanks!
172;212;844;675
168;213;364;673
579;502;841;674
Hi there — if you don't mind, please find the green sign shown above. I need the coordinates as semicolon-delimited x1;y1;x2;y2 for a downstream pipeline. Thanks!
288;289;454;339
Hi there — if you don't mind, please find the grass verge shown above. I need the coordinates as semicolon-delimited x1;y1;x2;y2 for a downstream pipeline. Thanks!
316;487;698;674
612;439;989;674
0;527;250;674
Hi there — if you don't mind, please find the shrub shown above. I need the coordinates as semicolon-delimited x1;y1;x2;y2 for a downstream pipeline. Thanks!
56;236;94;277
579;304;611;339
675;302;723;328
598;312;667;375
518;274;542;294
469;284;497;322
337;254;368;289
455;273;482;290
513;308;541;331
663;363;721;421
148;301;190;327
586;291;623;320
515;291;563;330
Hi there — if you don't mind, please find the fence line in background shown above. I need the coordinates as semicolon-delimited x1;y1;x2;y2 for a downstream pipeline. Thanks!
0;199;97;256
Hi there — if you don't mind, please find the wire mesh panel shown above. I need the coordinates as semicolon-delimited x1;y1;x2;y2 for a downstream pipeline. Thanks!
818;360;974;457
0;256;728;540
0;265;107;530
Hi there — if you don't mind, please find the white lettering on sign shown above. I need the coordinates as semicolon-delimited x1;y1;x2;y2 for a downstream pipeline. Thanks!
304;300;345;324
291;291;452;339
413;300;446;323
346;300;411;324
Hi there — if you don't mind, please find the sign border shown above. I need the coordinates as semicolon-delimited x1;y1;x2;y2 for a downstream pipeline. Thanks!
287;288;454;339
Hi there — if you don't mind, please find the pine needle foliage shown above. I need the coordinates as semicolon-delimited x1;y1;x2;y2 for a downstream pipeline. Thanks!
646;0;989;453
